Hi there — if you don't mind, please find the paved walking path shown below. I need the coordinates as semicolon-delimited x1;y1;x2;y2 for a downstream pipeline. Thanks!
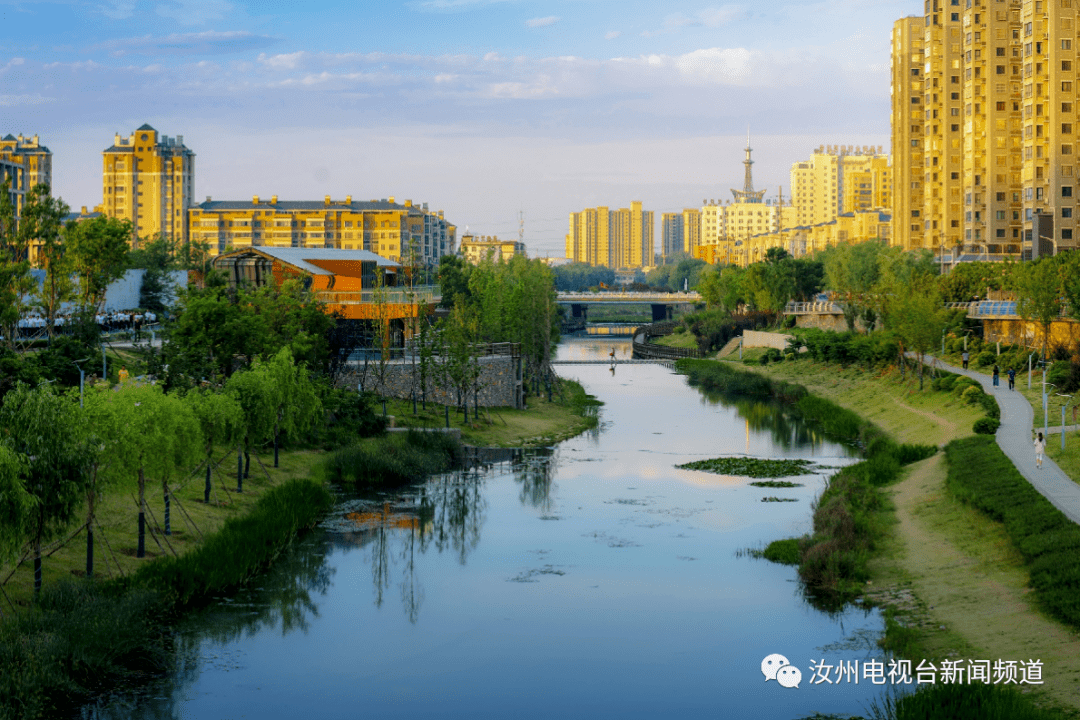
925;354;1080;525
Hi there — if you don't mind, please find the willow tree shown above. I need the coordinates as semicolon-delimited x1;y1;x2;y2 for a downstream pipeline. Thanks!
21;184;73;342
110;385;202;557
262;347;321;467
0;383;86;594
0;179;34;350
225;367;277;490
184;388;244;504
0;443;32;566
1014;258;1064;357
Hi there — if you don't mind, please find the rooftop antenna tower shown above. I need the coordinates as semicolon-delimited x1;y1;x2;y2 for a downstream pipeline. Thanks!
518;209;525;244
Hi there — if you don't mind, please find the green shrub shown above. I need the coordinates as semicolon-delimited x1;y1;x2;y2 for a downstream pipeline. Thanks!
938;375;957;392
952;376;979;395
784;352;796;362
946;436;1080;629
320;430;464;487
976;350;996;367
960;385;983;405
978;392;1001;419
973;417;1001;434
762;538;801;565
895;443;937;464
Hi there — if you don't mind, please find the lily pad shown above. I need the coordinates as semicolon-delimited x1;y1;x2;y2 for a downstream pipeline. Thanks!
677;457;820;478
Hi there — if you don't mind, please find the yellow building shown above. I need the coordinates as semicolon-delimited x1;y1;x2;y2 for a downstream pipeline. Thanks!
744;210;892;263
189;195;456;268
102;124;194;248
892;1;1080;261
460;234;526;264
0;133;53;226
790;146;890;229
661;210;701;259
566;201;653;269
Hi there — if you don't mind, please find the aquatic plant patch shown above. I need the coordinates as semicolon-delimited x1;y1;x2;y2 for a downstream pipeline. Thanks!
750;480;804;488
762;496;798;502
677;456;823;478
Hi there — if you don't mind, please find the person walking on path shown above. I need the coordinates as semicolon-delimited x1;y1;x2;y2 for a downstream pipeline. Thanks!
993;364;1000;387
1008;367;1016;390
1035;432;1046;469
962;350;970;370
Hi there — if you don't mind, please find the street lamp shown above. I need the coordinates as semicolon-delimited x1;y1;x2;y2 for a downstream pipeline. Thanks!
72;358;89;408
1058;393;1075;451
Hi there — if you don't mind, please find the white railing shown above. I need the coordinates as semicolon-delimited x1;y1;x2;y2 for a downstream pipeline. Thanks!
556;291;701;302
784;301;843;314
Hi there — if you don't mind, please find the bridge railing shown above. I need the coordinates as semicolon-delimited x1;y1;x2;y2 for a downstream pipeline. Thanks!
556;291;701;302
631;321;704;360
784;301;844;315
315;287;439;305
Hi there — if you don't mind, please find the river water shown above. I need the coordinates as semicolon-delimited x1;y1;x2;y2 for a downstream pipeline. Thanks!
82;337;895;720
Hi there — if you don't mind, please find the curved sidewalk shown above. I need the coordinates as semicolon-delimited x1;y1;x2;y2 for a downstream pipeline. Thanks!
925;354;1080;526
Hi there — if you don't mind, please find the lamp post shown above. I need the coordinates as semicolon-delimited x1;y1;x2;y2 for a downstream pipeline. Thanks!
72;358;89;408
1041;361;1053;439
1058;393;1075;451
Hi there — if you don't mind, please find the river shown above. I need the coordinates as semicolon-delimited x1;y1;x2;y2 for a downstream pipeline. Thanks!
81;337;894;720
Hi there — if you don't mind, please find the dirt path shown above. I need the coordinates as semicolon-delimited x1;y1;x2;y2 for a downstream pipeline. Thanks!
878;454;1080;709
888;396;959;447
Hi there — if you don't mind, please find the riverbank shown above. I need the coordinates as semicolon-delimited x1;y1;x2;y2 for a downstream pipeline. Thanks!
733;356;1080;715
378;377;600;447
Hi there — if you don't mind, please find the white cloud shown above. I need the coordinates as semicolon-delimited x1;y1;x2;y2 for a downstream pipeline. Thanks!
0;94;55;106
257;50;307;70
95;30;279;56
604;31;621;40
525;16;559;28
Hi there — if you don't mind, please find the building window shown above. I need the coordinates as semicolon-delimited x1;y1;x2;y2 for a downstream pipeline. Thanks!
1063;207;1073;218
1064;229;1074;240
1064;186;1074;197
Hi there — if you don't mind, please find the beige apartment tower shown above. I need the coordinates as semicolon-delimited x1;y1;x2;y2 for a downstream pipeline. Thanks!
102;124;194;247
566;201;653;269
893;0;1080;260
791;146;890;228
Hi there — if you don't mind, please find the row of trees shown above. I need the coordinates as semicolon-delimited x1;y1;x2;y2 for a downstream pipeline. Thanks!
435;254;560;400
0;181;132;348
0;348;322;596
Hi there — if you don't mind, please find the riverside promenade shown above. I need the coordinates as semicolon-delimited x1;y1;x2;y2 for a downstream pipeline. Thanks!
926;354;1080;525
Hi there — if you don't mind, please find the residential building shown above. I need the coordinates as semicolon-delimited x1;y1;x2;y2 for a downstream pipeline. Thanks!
892;0;1080;261
745;210;892;260
565;201;653;269
102;124;194;247
790;145;890;228
661;208;702;260
0;133;52;199
460;234;527;264
189;195;456;267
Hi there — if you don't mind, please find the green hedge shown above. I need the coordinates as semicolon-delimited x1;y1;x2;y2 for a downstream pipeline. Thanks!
945;435;1080;630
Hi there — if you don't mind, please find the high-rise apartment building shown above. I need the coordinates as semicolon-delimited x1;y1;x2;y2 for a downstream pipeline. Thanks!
893;0;1080;260
0;133;52;219
661;209;702;261
565;201;653;269
791;145;890;228
189;195;455;267
102;124;194;247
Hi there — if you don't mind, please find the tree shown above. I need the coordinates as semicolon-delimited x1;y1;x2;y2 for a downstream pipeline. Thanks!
1013;258;1063;357
0;179;34;350
261;347;322;467
0;383;86;594
696;266;724;309
130;234;180;312
0;443;32;565
437;254;473;308
225;367;278;489
65;215;131;312
79;385;127;576
894;275;946;390
20;184;72;342
823;241;885;332
108;385;202;557
184;388;244;504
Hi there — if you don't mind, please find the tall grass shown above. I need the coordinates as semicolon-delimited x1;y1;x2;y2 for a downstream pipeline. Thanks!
320;430;464;487
945;435;1080;630
0;478;332;720
866;682;1070;720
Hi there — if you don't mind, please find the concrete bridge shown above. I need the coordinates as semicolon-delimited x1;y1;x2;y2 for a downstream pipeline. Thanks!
556;291;701;322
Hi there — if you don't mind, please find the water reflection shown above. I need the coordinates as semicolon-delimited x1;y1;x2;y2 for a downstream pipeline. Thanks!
331;450;556;623
698;390;858;457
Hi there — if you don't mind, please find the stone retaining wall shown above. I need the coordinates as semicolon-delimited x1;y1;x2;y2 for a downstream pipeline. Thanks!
742;330;795;351
338;354;524;408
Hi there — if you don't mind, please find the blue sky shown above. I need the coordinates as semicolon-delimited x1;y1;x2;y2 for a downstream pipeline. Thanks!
0;0;913;257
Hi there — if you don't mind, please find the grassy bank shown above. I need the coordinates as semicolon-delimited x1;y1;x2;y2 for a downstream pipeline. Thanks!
377;377;600;448
320;430;464;487
743;354;1080;716
0;477;331;720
